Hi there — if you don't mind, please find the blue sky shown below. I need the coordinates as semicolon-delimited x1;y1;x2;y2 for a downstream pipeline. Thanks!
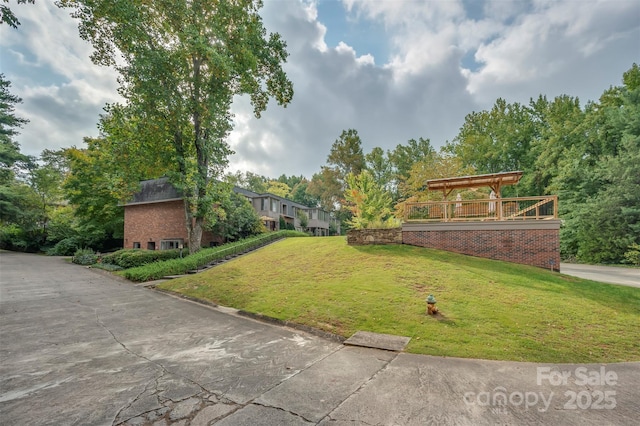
316;0;390;64
1;0;639;178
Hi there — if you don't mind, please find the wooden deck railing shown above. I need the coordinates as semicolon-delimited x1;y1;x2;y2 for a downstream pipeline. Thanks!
404;195;558;222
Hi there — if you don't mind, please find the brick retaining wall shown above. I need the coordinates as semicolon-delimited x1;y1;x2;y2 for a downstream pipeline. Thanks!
402;221;561;271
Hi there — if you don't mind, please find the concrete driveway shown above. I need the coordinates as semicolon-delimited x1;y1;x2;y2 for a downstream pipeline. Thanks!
1;252;639;426
561;263;640;288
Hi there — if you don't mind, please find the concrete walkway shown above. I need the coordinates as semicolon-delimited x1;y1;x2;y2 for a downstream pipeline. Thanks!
561;263;640;288
1;252;639;425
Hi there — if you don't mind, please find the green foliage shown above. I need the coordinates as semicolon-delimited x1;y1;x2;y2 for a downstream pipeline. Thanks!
266;180;290;198
442;64;640;263
624;244;640;266
388;137;435;184
279;216;286;231
225;171;268;193
306;129;368;231
101;248;182;269
298;210;308;229
327;129;366;178
210;191;264;242
0;223;26;251
47;237;80;256
121;231;306;282
58;0;293;253
63;144;126;240
290;179;319;208
344;170;393;230
365;146;394;193
72;248;98;265
1;0;35;28
0;75;37;242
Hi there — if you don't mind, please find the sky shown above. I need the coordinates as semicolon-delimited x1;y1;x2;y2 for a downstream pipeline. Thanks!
1;0;639;179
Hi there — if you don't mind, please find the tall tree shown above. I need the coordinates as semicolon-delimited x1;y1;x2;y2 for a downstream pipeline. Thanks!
0;73;42;251
290;179;319;207
0;74;31;184
307;129;366;231
571;64;640;263
59;0;293;253
448;99;536;182
365;146;393;192
387;137;436;201
327;129;366;178
389;137;435;182
63;142;126;241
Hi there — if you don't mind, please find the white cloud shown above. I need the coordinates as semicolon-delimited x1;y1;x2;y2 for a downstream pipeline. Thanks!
1;0;637;179
1;1;120;157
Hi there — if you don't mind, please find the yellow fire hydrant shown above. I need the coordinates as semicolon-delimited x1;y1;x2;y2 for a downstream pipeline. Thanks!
426;294;438;315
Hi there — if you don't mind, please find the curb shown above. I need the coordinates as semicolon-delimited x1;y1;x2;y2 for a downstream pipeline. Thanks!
149;287;219;309
237;310;346;344
146;286;345;344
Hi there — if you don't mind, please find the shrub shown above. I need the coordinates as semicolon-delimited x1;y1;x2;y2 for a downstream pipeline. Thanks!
102;248;182;269
47;238;80;256
624;243;640;266
72;248;98;265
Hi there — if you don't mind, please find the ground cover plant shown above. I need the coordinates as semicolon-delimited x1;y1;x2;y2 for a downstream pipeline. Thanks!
158;237;640;363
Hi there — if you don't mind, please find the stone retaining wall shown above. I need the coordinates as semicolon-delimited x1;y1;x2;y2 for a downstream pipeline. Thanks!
347;228;403;245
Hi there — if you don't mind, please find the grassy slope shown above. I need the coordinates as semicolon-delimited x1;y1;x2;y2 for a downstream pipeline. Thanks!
158;237;640;363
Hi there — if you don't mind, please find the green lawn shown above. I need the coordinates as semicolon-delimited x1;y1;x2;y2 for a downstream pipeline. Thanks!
157;237;640;363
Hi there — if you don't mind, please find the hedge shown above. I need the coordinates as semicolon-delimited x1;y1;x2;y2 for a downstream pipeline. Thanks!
102;248;182;269
119;231;307;282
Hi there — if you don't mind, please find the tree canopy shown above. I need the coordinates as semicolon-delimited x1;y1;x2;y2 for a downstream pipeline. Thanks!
58;0;293;252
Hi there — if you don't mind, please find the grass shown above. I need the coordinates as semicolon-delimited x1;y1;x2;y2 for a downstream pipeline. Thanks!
157;237;640;363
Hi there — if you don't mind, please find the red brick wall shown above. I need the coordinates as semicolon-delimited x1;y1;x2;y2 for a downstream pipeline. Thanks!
124;200;221;250
402;221;561;271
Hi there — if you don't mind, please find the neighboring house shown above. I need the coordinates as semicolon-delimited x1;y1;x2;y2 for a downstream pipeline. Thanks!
124;177;338;250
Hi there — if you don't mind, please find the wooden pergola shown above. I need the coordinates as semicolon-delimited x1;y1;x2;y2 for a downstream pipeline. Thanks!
427;171;523;198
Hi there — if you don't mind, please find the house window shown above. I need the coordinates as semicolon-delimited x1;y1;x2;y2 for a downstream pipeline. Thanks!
147;241;156;250
161;239;183;250
261;198;267;211
271;199;278;212
308;210;313;220
133;242;141;249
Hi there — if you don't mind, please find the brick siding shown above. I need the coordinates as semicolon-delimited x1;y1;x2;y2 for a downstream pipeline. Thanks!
124;200;221;250
402;221;561;271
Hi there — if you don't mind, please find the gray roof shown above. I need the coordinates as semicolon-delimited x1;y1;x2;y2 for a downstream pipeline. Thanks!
126;177;324;212
126;177;182;205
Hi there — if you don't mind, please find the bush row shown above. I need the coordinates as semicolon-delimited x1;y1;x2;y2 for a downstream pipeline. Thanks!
102;248;182;269
120;231;307;282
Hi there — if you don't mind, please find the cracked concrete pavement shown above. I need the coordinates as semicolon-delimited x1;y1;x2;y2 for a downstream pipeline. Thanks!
1;252;639;425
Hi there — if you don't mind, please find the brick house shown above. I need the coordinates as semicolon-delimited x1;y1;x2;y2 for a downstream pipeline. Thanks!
124;178;338;250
